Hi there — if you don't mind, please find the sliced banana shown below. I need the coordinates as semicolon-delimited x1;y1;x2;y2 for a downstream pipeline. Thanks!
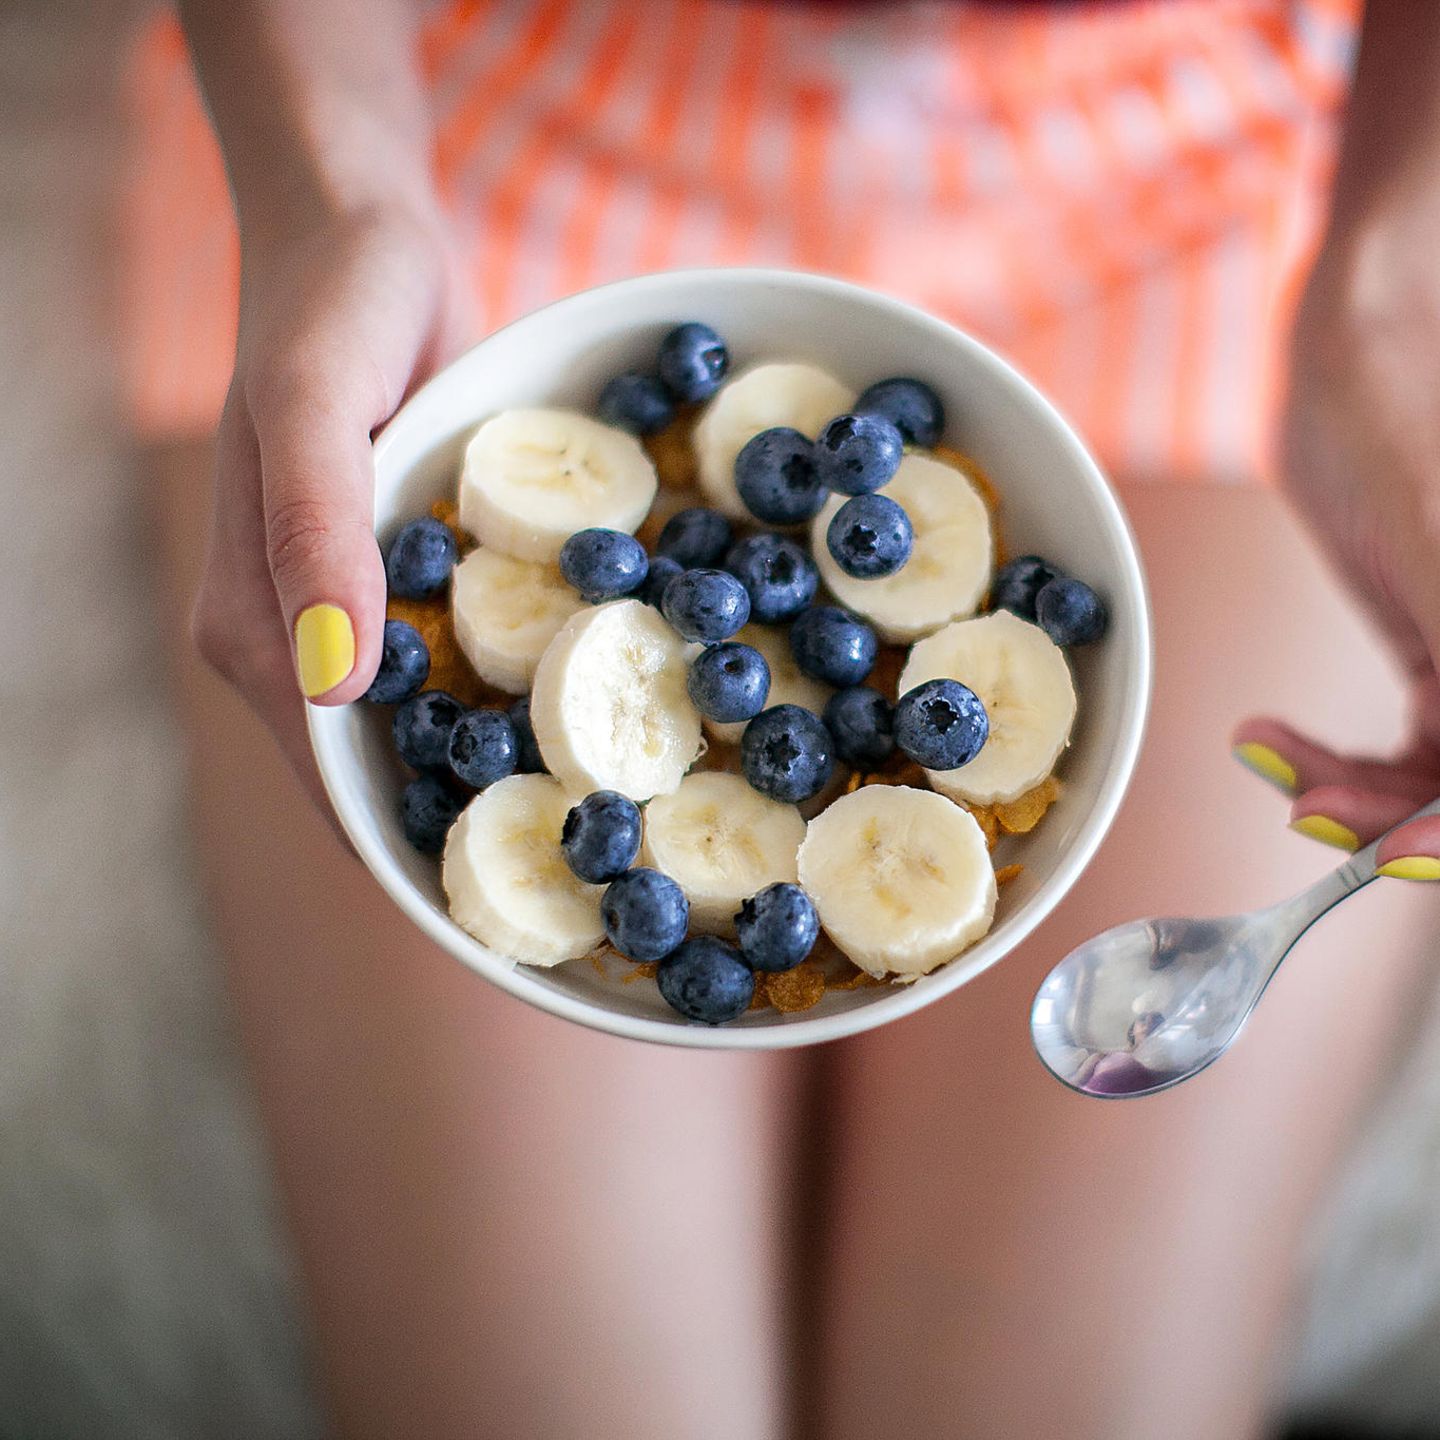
812;452;991;643
899;610;1076;805
460;408;658;562
450;546;584;695
641;771;806;935
530;599;703;802
694;362;855;520
797;785;996;978
443;773;604;966
703;622;833;746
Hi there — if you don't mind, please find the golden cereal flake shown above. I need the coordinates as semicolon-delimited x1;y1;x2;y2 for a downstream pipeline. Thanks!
993;776;1060;835
994;863;1024;887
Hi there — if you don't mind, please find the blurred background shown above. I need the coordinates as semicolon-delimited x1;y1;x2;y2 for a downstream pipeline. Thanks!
5;1;1440;1436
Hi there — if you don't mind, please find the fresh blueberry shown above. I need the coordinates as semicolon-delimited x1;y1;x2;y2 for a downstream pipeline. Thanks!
855;376;945;448
562;790;643;884
657;322;729;402
393;689;465;772
661;567;750;643
400;774;465;855
814;412;904;495
894;679;989;770
656;506;734;568
602;866;691;962
1035;576;1108;646
687;641;771;723
559;527;649;603
789;605;878;688
990;554;1060;623
734;428;827;526
385;517;458;599
740;704;835;803
639;554;685;609
507;695;546;773
598;371;675;435
657;936;755;1024
723;533;819;623
822;686;895;769
825;493;914;579
734;882;818;973
364;620;430;703
446;708;518;789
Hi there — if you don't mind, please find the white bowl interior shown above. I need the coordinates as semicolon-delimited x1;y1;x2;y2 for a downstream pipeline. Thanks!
308;269;1150;1048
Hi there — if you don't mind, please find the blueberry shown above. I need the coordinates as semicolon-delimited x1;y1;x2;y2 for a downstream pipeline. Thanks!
562;790;643;884
657;322;729;402
385;517;459;599
393;689;465;772
894;679;989;770
822;686;895;768
855;376;945;448
661;568;750;643
656;506;734;568
740;704;834;803
734;428;827;525
400;774;465;854
507;695;546;773
723;534;819;625
825;493;914;579
657;936;755;1024
446;708;518;789
598;371;675;435
688;641;771;723
788;605;877;688
364;620;430;703
735;882;818;973
990;555;1060;623
559;528;649;603
814;412;904;495
639;554;685;609
602;866;691;962
1035;576;1108;646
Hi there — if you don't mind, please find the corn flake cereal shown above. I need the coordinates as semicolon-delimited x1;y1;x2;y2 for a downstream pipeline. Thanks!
994;863;1024;887
993;776;1060;835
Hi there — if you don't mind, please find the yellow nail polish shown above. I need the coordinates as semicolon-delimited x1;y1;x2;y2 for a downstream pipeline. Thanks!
294;604;355;698
1290;814;1360;852
1376;856;1440;881
1233;742;1297;793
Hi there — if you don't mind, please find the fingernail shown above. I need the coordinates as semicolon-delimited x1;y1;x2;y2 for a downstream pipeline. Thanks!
1290;814;1360;852
295;604;355;698
1233;742;1297;793
1376;856;1440;881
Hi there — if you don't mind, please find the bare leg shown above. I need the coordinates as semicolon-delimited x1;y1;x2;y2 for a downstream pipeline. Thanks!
820;486;1435;1440
148;439;803;1440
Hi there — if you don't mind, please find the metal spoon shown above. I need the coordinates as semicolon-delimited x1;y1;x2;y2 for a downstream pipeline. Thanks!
1030;797;1440;1098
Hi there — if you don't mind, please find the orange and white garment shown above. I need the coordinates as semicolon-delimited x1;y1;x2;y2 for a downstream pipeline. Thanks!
122;0;1359;483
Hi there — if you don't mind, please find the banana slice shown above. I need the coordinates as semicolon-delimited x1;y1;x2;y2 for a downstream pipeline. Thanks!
694;362;855;520
460;408;658;562
704;622;833;745
451;546;584;695
641;771;806;935
443;773;604;966
812;452;992;643
899;610;1076;805
530;599;703;801
797;785;996;978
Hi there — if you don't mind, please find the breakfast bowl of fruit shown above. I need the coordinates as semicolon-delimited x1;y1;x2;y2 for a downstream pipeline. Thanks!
307;268;1151;1047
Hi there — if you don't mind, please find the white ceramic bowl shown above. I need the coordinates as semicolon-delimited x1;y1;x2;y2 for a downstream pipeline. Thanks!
308;268;1151;1049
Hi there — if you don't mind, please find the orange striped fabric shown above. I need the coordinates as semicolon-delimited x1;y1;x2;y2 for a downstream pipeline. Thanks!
119;0;1360;484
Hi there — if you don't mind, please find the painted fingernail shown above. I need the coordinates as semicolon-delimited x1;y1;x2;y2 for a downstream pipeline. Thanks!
1233;742;1297;793
1376;856;1440;881
295;603;356;698
1290;814;1360;851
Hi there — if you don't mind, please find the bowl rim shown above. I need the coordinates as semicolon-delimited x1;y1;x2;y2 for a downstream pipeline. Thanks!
308;266;1153;1050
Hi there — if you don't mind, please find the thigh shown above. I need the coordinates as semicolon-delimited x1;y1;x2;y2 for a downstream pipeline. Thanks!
148;439;805;1440
818;485;1436;1440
